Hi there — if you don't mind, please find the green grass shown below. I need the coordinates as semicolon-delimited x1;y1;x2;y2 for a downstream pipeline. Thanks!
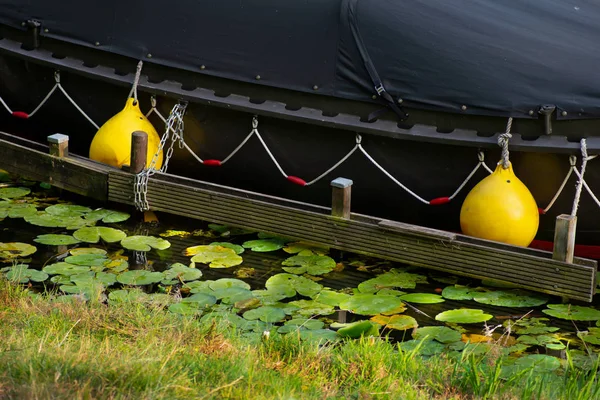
0;279;598;400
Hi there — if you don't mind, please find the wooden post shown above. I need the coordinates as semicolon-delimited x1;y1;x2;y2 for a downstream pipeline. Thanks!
553;214;577;263
331;177;353;219
47;134;69;157
130;131;148;174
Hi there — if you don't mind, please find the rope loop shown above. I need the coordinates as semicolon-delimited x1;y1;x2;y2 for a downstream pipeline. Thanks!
150;95;157;109
477;151;485;162
569;155;577;167
54;71;61;84
252;115;259;129
356;134;362;144
571;138;588;217
127;60;144;104
497;117;513;169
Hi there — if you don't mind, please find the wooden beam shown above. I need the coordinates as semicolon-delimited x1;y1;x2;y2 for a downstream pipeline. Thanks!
130;131;148;174
553;214;577;263
331;177;352;219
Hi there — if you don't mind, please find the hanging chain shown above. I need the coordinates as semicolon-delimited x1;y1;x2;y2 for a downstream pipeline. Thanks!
133;101;188;211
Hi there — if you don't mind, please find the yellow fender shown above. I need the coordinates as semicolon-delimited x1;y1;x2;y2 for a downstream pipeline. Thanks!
89;98;163;169
460;161;539;247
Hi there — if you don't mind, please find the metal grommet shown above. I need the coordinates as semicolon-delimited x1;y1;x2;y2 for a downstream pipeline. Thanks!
561;111;568;117
21;22;26;27
461;105;467;111
43;28;49;33
372;95;377;100
313;85;319;90
255;75;261;80
200;65;206;70
95;42;100;46
528;110;534;116
146;53;152;58
397;98;403;104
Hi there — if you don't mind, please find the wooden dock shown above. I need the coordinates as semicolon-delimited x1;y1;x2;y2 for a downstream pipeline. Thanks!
0;131;596;302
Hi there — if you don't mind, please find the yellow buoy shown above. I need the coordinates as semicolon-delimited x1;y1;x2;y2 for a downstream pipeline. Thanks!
89;98;163;169
460;161;539;247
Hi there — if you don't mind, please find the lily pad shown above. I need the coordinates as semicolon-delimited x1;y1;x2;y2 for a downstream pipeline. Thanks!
501;354;561;378
371;314;418;331
252;288;295;304
399;339;446;356
340;294;405;316
121;235;170;251
578;327;600;345
517;334;565;350
357;268;428;293
208;242;245;254
45;204;92;217
60;281;105;301
298;329;340;344
104;259;129;272
184;280;215;294
25;212;92;229
265;273;322;297
50;275;72;285
0;242;37;259
542;304;600;321
108;289;149;303
399;293;445;304
0;187;30;198
472;290;548;308
337;320;380;338
243;306;286;323
70;248;107;256
288;300;334;316
182;293;218;308
34;234;81;246
43;262;90;276
435;309;493;324
282;318;325;330
310;290;352;307
283;242;328;256
209;278;251;291
85;209;130;223
441;285;476;301
281;255;336;276
162;263;202;282
64;254;108;267
117;270;164;285
188;245;243;268
412;326;462;343
4;264;48;283
73;227;127;244
242;239;286;252
70;271;117;287
212;287;254;304
168;302;206;315
0;203;37;218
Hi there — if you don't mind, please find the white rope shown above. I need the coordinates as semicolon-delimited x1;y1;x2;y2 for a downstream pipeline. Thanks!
541;155;576;214
497;117;513;169
0;94;13;114
28;84;58;117
447;151;489;200
573;166;600;209
571;138;589;216
305;140;359;186
127;61;143;104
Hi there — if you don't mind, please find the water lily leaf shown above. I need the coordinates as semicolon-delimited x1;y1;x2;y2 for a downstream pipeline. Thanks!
252;288;294;304
209;278;251;291
0;203;37;218
104;259;129;272
184;280;215;294
242;239;285;252
168;302;206;315
4;264;48;283
472;290;548;307
108;289;148;303
340;294;405;316
73;227;127;244
377;289;407;297
208;242;245;254
0;242;37;259
288;300;334;316
283;242;328;256
441;285;476;301
399;339;446;356
34;234;80;246
281;255;336;276
51;275;72;285
64;254;108;267
508;354;561;373
70;271;117;287
435;309;493;324
200;311;249;330
337;320;379;338
60;281;105;301
578;327;600;345
117;270;164;285
234;297;261;311
120;235;170;251
188;245;243;268
0;187;30;199
412;326;462;343
208;224;255;237
25;212;92;229
243;306;286;323
542;304;600;321
45;204;92;217
310;290;351;307
283;318;325;330
399;293;445;304
298;329;340;344
182;292;217;307
265;273;322;297
162;263;202;282
85;208;130;223
70;248;107;256
212;287;254;304
510;317;560;335
234;267;255;278
43;262;90;276
517;334;565;349
370;314;418;331
357;268;428;293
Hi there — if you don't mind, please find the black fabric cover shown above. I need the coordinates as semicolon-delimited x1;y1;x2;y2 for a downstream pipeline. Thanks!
1;0;599;119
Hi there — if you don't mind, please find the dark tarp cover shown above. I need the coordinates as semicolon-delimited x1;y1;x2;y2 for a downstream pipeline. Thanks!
0;0;599;119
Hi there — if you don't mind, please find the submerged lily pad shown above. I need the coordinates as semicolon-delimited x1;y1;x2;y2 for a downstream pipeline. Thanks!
162;263;202;282
189;245;243;268
73;227;127;244
399;293;445;304
0;187;30;199
435;309;493;324
542;304;600;321
265;273;322;297
43;262;90;276
121;235;170;251
117;270;164;285
85;209;130;223
340;294;405;316
472;290;548;308
412;326;462;343
358;268;428;293
4;264;48;283
34;234;81;246
242;239;285;252
281;255;336;276
0;242;37;259
243;306;286;323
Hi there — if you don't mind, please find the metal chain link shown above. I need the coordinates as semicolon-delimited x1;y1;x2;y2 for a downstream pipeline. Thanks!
133;101;188;211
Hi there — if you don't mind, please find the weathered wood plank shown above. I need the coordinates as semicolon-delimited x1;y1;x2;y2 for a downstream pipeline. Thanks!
109;171;597;301
553;214;577;263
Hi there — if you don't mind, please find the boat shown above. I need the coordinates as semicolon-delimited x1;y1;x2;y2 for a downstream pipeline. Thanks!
1;0;600;253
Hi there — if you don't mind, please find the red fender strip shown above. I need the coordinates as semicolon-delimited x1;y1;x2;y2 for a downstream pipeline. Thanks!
287;176;307;186
203;159;222;166
12;111;29;119
429;197;450;205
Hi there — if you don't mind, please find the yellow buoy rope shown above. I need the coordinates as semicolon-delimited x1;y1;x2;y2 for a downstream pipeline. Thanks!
127;61;143;105
497;117;513;169
571;138;589;217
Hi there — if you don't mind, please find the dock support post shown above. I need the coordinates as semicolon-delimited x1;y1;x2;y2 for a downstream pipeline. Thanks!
331;177;353;219
130;131;148;174
553;214;577;263
47;134;69;158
